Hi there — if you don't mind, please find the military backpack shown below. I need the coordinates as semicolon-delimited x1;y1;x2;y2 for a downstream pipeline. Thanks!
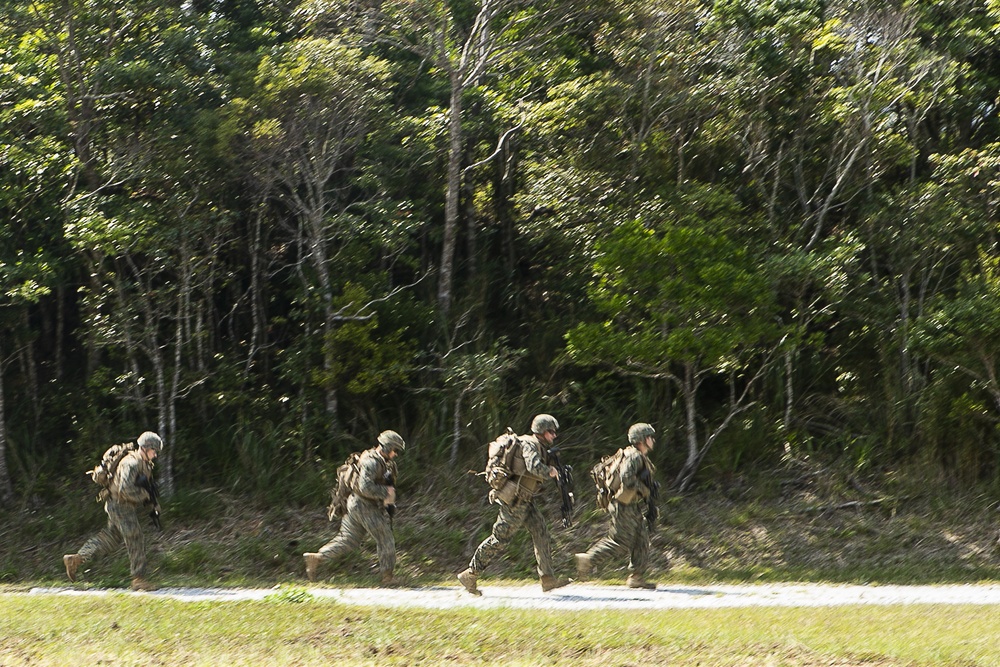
327;451;362;520
87;441;139;490
482;427;521;491
590;448;628;510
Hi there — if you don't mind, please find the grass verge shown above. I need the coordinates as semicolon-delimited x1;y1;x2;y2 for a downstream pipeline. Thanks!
1;595;998;666
5;459;1000;589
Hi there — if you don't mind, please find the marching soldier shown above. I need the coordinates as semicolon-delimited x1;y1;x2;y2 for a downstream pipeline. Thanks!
63;431;163;591
575;422;658;589
457;414;570;595
303;430;404;587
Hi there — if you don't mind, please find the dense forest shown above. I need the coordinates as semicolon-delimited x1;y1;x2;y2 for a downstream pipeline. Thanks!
1;0;999;505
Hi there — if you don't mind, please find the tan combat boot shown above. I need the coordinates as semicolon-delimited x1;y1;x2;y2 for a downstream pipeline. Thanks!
63;554;83;582
574;553;592;580
131;577;158;592
626;574;656;590
380;572;395;587
457;568;481;596
303;552;322;582
540;575;570;592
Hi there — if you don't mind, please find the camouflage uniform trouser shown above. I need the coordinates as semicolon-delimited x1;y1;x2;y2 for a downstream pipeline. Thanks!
469;498;554;578
78;500;147;578
583;500;649;576
317;494;395;577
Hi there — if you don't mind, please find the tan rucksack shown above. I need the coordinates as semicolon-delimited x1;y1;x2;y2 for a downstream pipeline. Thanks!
482;428;521;491
87;441;139;489
590;448;627;510
327;451;362;520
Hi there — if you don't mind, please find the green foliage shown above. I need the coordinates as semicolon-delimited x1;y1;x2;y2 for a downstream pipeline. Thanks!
567;187;782;375
2;0;1000;501
318;286;416;397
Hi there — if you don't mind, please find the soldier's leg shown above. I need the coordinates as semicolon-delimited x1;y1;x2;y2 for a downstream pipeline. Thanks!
78;516;124;565
584;501;638;569
468;500;527;574
522;501;555;578
627;508;651;576
111;505;148;578
358;504;395;578
317;510;365;562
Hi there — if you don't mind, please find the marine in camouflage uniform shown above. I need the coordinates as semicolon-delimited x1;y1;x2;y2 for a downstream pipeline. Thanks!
303;430;404;586
457;414;570;595
575;423;658;589
63;431;162;592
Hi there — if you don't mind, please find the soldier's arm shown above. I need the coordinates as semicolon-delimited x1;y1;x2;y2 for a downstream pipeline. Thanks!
618;449;645;491
356;454;391;501
520;437;551;480
114;456;151;505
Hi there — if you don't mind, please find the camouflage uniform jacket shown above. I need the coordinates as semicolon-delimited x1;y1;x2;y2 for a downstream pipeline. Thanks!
617;445;655;504
109;450;155;508
353;447;397;504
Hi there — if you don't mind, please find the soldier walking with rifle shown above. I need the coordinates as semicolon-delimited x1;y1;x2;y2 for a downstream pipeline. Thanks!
63;431;163;591
457;414;571;595
575;423;660;590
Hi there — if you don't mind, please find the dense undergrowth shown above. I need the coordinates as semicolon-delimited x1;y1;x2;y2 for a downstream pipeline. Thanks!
4;456;1000;589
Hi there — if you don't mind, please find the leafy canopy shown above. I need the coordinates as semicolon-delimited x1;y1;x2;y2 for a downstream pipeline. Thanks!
567;186;782;376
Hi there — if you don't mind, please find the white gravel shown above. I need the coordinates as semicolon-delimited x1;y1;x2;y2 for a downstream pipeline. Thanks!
26;582;1000;610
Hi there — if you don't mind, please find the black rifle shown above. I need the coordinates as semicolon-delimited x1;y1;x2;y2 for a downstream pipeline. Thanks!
638;467;659;530
546;447;575;528
136;474;162;530
383;469;397;526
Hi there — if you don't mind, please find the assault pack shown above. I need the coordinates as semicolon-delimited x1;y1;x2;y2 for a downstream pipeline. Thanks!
87;440;139;490
590;448;628;510
327;451;362;520
482;427;520;490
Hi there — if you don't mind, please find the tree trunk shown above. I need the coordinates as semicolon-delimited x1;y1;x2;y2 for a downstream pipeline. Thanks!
438;72;464;320
303;205;340;439
56;285;65;381
152;342;174;497
248;207;267;375
783;348;794;456
449;390;466;467
464;165;478;294
674;362;700;491
0;349;14;504
18;310;40;430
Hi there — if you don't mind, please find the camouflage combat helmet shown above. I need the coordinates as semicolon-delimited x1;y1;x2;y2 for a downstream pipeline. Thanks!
627;423;655;444
137;431;163;451
377;430;406;452
530;414;559;435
